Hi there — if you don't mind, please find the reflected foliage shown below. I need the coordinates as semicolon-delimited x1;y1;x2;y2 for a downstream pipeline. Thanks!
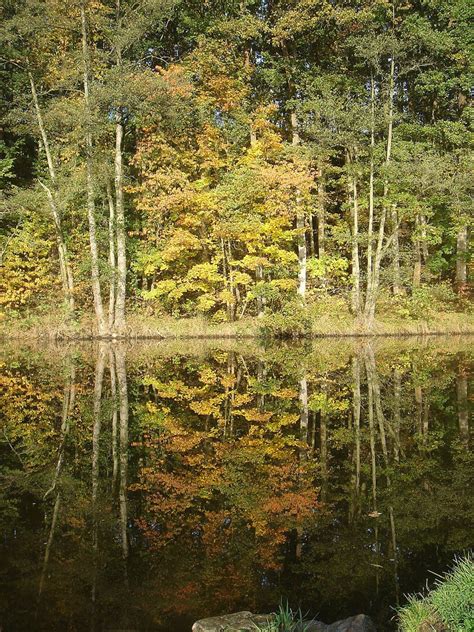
0;339;472;631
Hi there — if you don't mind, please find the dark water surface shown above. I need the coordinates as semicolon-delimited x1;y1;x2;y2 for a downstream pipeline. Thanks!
0;337;472;631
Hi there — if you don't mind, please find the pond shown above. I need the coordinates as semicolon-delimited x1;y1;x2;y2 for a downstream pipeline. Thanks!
0;337;472;631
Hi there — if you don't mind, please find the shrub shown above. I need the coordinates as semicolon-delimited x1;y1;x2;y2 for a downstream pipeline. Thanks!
382;283;463;321
259;300;313;338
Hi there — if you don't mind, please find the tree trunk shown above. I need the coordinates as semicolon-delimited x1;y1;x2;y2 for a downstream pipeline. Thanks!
415;385;423;435
43;362;76;500
347;151;360;315
91;344;105;620
293;125;306;300
365;75;376;322
81;3;107;336
284;41;306;300
366;206;388;324
115;345;129;570
92;345;106;505
221;238;232;321
308;209;315;256
391;207;401;295
320;410;328;502
227;240;237;320
255;263;265;317
250;126;257;146
413;217;422;289
107;182;116;332
38;494;61;602
367;358;377;512
38;361;75;601
38;181;74;311
457;370;469;446
114;112;126;333
297;206;307;299
317;181;325;258
28;71;74;311
456;224;468;292
384;53;400;295
365;69;393;326
299;377;308;443
352;356;361;495
112;1;126;333
366;346;388;464
393;367;401;462
291;111;300;145
109;347;118;490
420;215;429;261
422;397;430;443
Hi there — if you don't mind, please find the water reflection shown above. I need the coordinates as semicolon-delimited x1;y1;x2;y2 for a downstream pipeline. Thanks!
0;338;472;631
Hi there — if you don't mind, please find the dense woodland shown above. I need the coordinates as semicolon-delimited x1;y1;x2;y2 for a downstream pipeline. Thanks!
0;0;472;335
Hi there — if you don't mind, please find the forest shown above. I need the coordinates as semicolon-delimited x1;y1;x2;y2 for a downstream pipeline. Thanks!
0;0;472;337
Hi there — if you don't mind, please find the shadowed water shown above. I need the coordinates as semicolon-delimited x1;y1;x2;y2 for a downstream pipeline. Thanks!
0;337;472;631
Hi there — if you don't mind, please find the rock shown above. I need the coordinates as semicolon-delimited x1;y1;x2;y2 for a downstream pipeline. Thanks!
295;621;328;631
192;612;376;632
192;611;275;632
419;620;447;632
325;615;377;632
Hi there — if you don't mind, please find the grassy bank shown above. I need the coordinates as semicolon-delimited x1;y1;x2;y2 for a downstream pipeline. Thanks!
0;306;472;341
398;555;474;632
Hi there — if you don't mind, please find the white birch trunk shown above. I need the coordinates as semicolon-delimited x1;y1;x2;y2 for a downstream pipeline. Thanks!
107;182;116;331
28;71;74;311
114;114;126;333
456;225;468;291
81;3;107;336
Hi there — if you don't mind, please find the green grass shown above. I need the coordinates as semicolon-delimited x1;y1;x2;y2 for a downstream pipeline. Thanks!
398;555;474;632
254;602;314;632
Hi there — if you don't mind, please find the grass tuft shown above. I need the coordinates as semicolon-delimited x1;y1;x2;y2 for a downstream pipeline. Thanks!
255;602;314;632
430;556;474;631
398;554;474;632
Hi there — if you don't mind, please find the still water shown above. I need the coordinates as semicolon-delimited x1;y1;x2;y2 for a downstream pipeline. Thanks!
0;337;472;631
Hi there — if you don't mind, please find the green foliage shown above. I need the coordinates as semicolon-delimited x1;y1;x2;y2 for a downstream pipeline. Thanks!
398;598;435;632
0;141;16;188
386;284;464;320
307;255;349;286
0;217;57;311
259;300;313;339
398;555;474;632
0;0;472;327
430;556;474;631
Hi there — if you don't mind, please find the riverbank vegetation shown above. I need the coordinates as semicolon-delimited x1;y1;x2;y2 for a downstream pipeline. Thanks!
398;555;474;632
1;0;472;337
1;297;472;341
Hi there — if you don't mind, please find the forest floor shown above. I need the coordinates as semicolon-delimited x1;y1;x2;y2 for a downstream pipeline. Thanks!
1;308;473;341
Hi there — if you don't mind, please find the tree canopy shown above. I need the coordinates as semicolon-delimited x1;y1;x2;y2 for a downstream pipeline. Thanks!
0;0;472;332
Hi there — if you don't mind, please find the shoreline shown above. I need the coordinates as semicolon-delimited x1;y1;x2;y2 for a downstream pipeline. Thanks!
1;309;472;343
1;323;473;343
2;331;474;341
